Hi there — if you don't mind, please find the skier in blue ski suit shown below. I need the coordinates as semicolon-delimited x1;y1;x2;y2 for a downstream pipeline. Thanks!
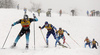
11;14;38;49
84;37;91;48
55;28;70;47
87;10;89;16
39;21;61;46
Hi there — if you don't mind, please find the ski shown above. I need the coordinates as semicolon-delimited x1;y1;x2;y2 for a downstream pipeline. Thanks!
58;44;68;48
10;45;16;49
44;45;49;48
1;48;6;49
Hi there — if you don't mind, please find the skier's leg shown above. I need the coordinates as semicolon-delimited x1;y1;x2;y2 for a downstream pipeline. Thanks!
12;35;20;47
92;44;95;49
46;31;51;45
12;30;24;48
92;45;94;49
52;31;56;39
85;43;87;48
89;43;91;48
25;32;30;48
14;29;24;43
62;36;65;44
14;30;24;44
52;31;61;45
55;37;60;47
95;46;97;49
94;45;97;49
60;35;65;44
14;35;21;44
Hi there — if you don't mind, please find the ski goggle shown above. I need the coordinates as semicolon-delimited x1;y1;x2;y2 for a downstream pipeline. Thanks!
45;24;48;26
24;16;28;18
24;17;28;20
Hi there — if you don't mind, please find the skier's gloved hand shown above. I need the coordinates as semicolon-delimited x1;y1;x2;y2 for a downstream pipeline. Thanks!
12;24;14;26
33;13;35;16
34;16;36;18
39;26;41;29
67;33;70;36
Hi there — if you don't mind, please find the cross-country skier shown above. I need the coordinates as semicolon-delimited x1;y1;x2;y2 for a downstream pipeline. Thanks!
11;14;38;49
59;9;62;16
71;10;75;16
87;10;89;16
55;28;70;47
92;39;99;49
37;9;41;16
39;21;61;47
84;37;91;48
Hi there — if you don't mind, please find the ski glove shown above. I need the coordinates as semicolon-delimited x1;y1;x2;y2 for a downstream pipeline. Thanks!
39;26;41;29
67;33;70;36
33;13;35;16
12;24;14;26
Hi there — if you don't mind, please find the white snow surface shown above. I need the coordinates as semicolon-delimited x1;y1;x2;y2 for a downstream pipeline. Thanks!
0;9;100;55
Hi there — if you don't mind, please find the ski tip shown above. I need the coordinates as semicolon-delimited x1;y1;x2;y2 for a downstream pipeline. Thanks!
1;48;6;49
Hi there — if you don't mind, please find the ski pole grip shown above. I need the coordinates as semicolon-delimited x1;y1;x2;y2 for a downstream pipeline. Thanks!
39;26;41;28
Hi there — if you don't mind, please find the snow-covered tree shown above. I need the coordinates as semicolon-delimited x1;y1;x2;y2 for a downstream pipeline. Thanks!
30;2;41;12
0;0;15;8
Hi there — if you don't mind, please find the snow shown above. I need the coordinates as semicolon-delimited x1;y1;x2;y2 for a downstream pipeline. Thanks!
0;9;100;55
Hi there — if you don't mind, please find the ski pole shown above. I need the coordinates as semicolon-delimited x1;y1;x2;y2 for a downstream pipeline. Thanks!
69;36;80;46
33;14;36;50
33;22;35;50
65;41;71;49
2;26;12;49
40;29;46;43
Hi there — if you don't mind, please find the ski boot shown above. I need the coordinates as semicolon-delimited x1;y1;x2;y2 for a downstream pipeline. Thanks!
46;43;49;48
11;43;16;48
58;42;61;45
26;44;29;49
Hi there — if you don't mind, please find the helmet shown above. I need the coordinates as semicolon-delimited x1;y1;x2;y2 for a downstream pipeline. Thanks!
59;28;62;30
45;21;48;26
24;15;28;20
45;21;48;25
86;37;88;39
93;39;95;41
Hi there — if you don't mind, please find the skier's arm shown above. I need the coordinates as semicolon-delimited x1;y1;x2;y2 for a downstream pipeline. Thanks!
12;20;21;26
30;16;38;22
33;14;38;21
39;25;45;30
51;24;57;31
30;18;38;22
63;30;70;36
30;13;38;22
41;25;45;29
96;41;99;46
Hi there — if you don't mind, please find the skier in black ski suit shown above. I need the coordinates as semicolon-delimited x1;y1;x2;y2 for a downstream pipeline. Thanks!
11;14;38;49
92;39;99;49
